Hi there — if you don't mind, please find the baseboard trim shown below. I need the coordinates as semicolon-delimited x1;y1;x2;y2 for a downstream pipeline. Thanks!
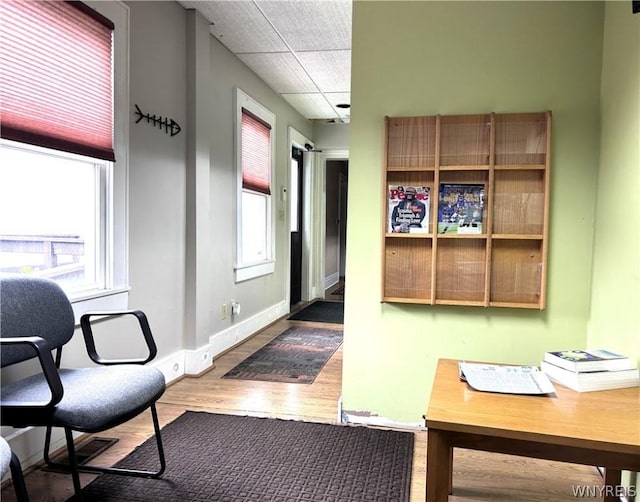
208;300;289;357
341;410;424;431
324;272;339;291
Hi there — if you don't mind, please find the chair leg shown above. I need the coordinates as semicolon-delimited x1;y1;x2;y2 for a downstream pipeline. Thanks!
9;451;29;502
43;405;166;482
64;428;84;500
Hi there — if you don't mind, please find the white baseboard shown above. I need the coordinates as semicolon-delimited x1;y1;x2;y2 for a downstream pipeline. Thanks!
324;272;339;291
153;300;289;382
341;410;424;431
184;344;213;375
208;300;289;356
152;350;186;384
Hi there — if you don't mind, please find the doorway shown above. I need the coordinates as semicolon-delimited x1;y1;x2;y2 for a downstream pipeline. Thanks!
324;159;348;295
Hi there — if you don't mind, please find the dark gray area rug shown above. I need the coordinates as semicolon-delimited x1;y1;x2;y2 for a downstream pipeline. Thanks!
222;326;343;384
288;300;344;324
73;411;414;501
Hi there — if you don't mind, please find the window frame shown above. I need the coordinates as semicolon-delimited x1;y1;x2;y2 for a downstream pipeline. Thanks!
0;1;130;320
234;88;276;283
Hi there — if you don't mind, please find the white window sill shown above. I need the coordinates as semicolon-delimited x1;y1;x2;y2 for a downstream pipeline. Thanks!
234;260;275;283
69;287;130;325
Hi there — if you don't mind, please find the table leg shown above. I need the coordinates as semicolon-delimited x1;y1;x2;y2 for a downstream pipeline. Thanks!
426;428;452;502
603;468;622;502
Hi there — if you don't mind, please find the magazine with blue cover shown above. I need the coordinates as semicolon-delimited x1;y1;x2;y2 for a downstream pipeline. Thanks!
438;183;484;234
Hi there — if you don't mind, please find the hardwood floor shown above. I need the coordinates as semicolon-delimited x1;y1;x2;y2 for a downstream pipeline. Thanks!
1;309;604;502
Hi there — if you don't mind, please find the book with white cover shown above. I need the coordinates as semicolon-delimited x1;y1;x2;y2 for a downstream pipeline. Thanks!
543;349;635;373
540;361;640;392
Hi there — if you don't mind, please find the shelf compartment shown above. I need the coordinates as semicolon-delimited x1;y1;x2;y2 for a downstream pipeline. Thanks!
384;238;432;301
440;114;491;167
386;172;434;234
490;239;543;306
492;170;545;235
495;112;547;166
435;239;486;303
386;116;437;168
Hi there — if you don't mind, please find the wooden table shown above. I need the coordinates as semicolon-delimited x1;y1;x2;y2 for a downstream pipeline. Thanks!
425;358;640;502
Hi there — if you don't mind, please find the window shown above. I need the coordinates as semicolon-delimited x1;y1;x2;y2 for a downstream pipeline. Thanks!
0;0;129;313
235;89;276;282
0;143;107;294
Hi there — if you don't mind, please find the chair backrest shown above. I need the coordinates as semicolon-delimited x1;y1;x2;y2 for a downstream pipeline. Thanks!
0;276;75;367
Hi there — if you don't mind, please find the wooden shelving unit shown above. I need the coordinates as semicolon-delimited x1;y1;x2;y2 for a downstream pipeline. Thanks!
382;111;551;309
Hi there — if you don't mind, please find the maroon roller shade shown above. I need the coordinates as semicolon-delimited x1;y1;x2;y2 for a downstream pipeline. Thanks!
0;1;115;161
241;109;271;195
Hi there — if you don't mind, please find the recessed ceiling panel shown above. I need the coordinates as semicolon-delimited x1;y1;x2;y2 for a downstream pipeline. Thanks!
281;93;339;120
179;1;288;53
238;53;318;94
324;92;351;119
297;50;351;93
257;0;352;51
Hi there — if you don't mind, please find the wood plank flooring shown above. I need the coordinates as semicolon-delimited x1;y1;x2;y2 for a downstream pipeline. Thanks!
1;305;604;502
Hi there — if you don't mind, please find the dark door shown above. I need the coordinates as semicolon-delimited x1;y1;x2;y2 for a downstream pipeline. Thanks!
289;147;304;305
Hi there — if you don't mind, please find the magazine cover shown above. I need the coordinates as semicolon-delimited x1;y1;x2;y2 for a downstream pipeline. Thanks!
388;185;430;233
438;183;484;234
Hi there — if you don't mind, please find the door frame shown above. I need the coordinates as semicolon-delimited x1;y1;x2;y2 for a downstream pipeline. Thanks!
315;150;349;296
288;126;349;304
287;127;314;304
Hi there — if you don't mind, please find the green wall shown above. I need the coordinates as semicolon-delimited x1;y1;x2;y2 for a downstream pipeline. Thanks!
589;4;640;365
344;1;605;422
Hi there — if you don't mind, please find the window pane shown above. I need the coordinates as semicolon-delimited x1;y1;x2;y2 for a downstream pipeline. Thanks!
0;144;102;293
241;190;268;263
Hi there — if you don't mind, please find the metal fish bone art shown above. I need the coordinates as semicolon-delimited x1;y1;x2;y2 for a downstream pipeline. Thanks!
134;104;181;136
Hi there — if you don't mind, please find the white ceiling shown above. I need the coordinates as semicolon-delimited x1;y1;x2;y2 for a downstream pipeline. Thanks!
178;0;352;123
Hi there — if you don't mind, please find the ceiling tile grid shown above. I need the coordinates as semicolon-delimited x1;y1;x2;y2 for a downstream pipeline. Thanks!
177;0;352;122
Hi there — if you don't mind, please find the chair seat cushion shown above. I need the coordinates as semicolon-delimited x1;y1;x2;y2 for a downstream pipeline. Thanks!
0;437;11;477
1;365;165;432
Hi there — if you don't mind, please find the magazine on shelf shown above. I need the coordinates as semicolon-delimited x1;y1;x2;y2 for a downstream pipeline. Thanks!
388;185;430;233
437;183;484;234
540;361;640;392
543;349;635;373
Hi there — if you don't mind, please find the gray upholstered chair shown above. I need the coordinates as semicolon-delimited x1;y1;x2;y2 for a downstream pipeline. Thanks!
0;276;166;500
0;436;29;501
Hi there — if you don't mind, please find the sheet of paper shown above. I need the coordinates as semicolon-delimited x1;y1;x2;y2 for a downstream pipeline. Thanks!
459;362;556;395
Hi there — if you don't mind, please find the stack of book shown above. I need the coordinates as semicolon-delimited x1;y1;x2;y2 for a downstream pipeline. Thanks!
540;349;639;392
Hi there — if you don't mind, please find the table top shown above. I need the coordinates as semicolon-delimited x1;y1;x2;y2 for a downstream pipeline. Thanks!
426;358;640;455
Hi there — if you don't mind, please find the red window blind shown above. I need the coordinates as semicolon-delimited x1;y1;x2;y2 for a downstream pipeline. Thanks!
241;109;271;195
0;0;115;161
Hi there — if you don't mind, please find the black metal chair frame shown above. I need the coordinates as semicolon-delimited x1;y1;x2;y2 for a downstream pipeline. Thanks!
49;312;166;487
1;296;167;500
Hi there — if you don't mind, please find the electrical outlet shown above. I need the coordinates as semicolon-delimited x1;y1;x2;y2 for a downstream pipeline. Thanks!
231;300;241;316
221;303;227;320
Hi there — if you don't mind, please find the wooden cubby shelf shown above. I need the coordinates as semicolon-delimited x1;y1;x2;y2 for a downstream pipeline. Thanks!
382;111;551;309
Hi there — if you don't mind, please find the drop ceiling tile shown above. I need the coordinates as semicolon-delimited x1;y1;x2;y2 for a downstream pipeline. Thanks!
179;0;288;53
257;0;352;52
238;53;318;94
281;93;339;120
297;50;351;93
324;92;351;119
